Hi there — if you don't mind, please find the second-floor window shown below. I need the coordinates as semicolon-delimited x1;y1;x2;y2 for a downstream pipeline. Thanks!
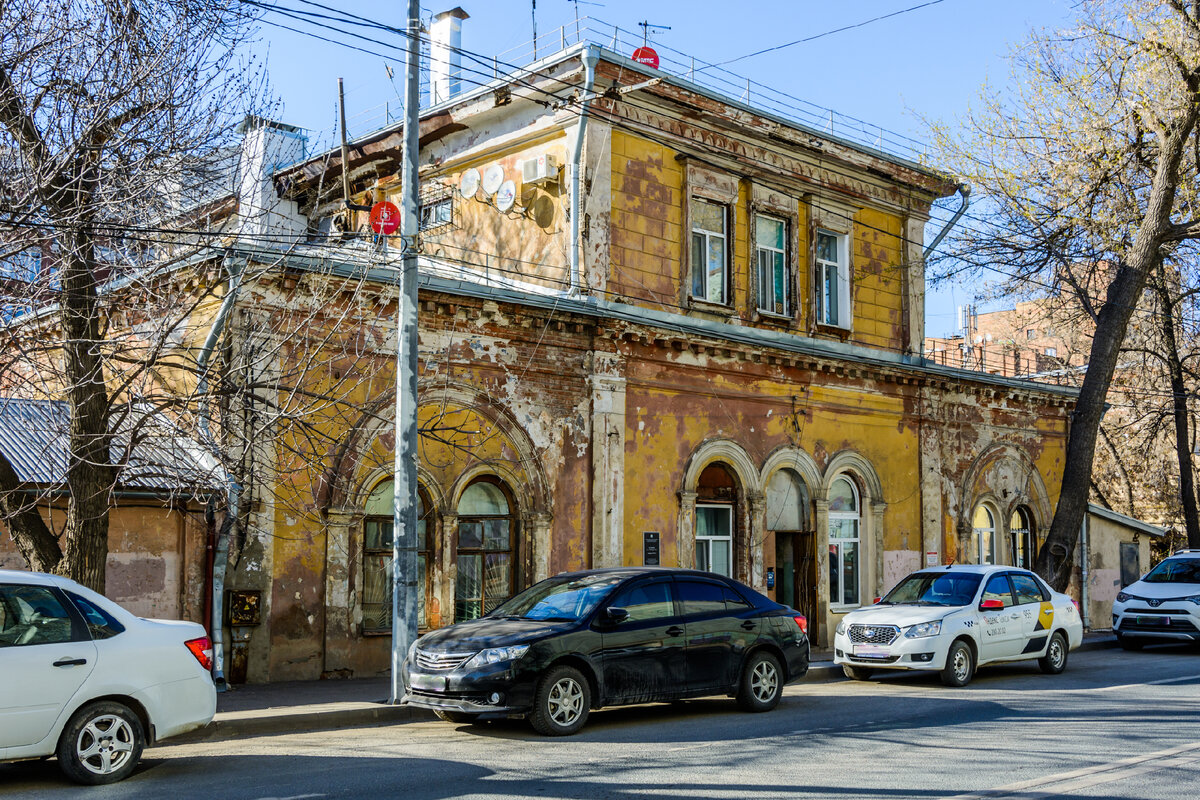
755;214;788;316
815;230;850;328
419;197;452;230
691;198;728;305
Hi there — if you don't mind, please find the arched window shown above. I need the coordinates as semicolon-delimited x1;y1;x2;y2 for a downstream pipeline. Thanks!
455;478;515;622
362;481;433;633
1010;507;1036;569
828;476;860;607
695;463;736;577
972;504;997;565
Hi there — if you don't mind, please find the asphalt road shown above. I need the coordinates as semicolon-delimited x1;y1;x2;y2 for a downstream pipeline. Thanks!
4;644;1200;800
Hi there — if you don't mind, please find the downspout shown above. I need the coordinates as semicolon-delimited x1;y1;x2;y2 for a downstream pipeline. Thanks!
197;259;244;691
923;184;971;260
1079;513;1091;630
569;45;599;297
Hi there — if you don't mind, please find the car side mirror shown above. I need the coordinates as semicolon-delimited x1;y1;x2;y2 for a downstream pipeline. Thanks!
979;599;1004;610
605;607;630;624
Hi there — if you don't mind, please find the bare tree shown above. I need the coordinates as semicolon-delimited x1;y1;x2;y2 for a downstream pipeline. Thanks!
930;0;1200;588
0;0;265;590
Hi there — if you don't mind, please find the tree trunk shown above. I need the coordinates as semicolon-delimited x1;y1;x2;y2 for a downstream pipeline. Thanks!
0;455;63;571
1152;273;1200;548
55;224;114;592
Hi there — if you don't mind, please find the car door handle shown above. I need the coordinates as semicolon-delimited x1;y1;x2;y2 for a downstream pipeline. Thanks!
741;620;756;630
53;657;87;668
665;626;684;637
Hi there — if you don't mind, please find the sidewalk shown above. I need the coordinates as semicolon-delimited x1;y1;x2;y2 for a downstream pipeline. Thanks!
175;631;1118;744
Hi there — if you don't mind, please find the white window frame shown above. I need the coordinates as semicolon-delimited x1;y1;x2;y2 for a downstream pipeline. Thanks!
695;503;733;578
690;198;729;305
755;213;789;317
815;229;851;329
828;477;861;608
972;504;998;565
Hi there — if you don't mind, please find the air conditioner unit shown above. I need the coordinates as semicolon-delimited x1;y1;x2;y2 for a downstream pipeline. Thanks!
521;154;559;187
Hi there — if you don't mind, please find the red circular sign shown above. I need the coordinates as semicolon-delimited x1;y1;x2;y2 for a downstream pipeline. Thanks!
632;46;659;70
369;201;401;235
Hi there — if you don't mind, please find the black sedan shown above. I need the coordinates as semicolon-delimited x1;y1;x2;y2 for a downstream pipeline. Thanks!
402;567;810;735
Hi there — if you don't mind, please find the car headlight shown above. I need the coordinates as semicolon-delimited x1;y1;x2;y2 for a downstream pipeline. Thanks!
1185;595;1200;606
904;620;942;639
1115;592;1131;604
835;619;847;636
464;644;530;669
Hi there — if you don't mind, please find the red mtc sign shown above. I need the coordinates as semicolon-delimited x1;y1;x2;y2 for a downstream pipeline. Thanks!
369;201;401;235
632;46;659;69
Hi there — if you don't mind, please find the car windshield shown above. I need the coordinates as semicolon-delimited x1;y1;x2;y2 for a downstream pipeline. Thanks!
1143;559;1200;584
880;572;983;607
488;574;625;621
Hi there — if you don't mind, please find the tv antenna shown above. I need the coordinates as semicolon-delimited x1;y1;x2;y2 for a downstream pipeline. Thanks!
638;20;671;46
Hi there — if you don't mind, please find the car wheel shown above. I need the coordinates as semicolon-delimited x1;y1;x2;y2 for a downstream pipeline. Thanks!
1038;631;1069;674
1117;634;1144;651
530;665;590;736
737;651;783;712
842;665;873;681
940;639;975;687
56;701;145;785
435;710;481;724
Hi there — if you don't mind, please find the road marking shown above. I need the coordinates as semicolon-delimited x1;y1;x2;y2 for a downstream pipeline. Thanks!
1082;672;1200;693
944;741;1200;799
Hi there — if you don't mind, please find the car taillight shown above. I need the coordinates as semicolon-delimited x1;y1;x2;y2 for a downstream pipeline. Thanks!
1072;600;1081;613
186;636;213;671
793;615;808;634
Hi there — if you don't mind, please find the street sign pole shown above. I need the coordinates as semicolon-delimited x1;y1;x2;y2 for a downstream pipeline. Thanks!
390;0;422;705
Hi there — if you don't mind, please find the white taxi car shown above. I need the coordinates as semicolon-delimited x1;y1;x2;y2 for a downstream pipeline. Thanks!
0;569;216;784
833;565;1083;687
1112;549;1200;649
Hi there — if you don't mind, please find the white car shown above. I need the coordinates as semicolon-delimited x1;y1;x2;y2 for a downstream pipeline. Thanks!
1112;549;1200;650
833;565;1083;687
0;569;216;784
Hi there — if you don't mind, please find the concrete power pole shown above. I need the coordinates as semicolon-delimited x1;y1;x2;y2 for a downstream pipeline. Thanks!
390;0;422;705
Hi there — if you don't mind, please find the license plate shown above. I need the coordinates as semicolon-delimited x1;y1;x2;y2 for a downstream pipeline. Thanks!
853;644;889;657
1137;616;1167;625
410;673;447;692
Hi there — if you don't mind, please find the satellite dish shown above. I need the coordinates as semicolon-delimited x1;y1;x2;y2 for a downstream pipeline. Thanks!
459;167;480;199
495;179;516;212
482;164;505;196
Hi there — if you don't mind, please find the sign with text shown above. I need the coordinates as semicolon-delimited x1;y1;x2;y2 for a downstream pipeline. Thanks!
643;531;660;566
632;46;660;69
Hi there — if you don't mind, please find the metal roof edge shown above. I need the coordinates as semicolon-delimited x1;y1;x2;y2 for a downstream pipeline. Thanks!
1087;503;1169;538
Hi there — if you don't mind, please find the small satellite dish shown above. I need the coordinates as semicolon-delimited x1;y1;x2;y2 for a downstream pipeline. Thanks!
459;167;480;199
495;179;516;212
482;164;505;196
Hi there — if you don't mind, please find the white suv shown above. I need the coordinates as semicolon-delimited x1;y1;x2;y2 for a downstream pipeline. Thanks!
1112;550;1200;650
834;565;1083;687
0;570;216;784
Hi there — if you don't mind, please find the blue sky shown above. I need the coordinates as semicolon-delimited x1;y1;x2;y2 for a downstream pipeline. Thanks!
252;0;1078;336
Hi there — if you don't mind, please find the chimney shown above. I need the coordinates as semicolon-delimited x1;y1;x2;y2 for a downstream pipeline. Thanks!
235;115;308;242
430;7;469;105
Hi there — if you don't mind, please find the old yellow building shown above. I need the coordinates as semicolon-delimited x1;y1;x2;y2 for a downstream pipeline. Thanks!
0;22;1077;683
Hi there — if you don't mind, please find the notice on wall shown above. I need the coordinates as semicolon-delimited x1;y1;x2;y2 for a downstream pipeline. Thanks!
643;531;660;566
926;551;940;567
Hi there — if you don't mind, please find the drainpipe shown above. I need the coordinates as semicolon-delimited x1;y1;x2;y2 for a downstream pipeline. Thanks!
923;184;970;260
197;259;244;691
569;45;599;297
1079;513;1091;630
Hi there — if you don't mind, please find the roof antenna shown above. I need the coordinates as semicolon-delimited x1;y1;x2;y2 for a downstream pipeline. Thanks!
637;20;671;46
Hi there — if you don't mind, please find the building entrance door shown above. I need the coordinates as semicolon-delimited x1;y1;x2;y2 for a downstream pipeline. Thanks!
774;530;818;645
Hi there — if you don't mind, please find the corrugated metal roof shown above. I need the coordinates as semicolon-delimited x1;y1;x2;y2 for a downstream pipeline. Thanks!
1087;503;1169;538
0;398;225;496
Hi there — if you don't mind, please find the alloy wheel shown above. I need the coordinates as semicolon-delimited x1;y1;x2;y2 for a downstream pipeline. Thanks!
751;658;779;702
547;676;584;726
75;715;136;776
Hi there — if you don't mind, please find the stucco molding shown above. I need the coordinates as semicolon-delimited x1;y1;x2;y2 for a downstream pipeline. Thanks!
958;442;1052;541
680;438;763;496
820;450;885;503
759;446;823;501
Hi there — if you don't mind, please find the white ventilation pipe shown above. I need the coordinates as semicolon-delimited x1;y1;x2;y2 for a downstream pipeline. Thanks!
430;7;469;105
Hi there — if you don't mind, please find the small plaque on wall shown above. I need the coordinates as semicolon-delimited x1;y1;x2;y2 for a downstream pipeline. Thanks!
643;531;660;566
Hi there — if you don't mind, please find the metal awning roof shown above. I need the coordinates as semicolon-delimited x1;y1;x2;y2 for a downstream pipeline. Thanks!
0;398;226;497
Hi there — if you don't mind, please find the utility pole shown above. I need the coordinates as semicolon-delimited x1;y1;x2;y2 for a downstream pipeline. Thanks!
390;0;421;705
